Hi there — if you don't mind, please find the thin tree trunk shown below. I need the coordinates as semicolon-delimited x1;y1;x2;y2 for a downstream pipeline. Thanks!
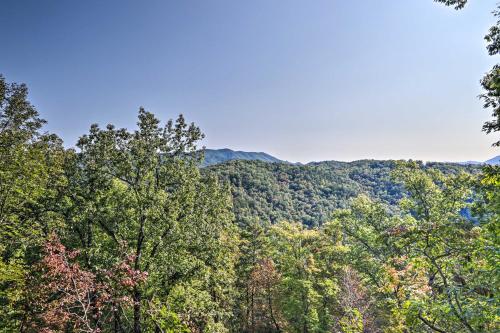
113;303;122;333
250;287;255;333
267;289;281;332
133;212;145;333
133;286;142;333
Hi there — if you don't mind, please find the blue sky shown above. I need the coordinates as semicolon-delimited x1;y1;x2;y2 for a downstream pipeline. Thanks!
1;0;498;162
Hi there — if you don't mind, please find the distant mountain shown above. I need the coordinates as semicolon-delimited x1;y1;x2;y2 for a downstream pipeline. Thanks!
460;155;500;166
485;155;500;165
201;148;284;167
458;161;483;165
202;149;500;167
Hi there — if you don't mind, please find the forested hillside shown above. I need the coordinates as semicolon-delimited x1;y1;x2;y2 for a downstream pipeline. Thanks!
0;70;498;332
207;159;481;227
1;0;500;329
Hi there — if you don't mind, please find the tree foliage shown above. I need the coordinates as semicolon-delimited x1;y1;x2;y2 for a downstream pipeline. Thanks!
208;159;480;227
60;108;238;332
0;75;67;330
0;71;497;333
335;162;499;332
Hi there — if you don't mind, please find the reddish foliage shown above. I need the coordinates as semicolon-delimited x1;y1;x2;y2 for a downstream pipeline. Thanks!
107;253;148;291
26;234;148;333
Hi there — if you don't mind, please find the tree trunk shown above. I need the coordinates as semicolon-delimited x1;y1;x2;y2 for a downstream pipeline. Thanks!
267;291;281;332
133;213;145;333
113;303;122;333
133;286;142;333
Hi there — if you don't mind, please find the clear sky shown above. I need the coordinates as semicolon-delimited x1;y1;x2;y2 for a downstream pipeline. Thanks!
1;0;498;163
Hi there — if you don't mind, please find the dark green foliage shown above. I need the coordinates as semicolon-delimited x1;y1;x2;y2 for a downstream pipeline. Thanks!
60;109;238;332
0;75;239;333
480;4;500;146
480;64;500;145
207;159;480;227
433;0;467;10
479;3;500;145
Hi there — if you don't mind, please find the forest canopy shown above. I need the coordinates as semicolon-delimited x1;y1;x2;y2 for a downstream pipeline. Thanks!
0;74;498;332
1;2;500;332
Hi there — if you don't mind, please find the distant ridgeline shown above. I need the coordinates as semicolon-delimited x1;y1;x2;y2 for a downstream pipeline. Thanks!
485;155;500;165
204;154;484;227
201;148;285;167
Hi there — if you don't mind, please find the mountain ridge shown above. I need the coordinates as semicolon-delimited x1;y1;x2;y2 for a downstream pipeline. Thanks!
485;155;500;165
203;149;500;167
202;148;286;167
458;155;499;165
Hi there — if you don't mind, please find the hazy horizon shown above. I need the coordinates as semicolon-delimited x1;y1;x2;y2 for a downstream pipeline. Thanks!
2;0;498;163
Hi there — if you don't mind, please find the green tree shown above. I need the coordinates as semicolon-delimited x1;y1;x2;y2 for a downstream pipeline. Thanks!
268;221;344;333
62;109;238;332
233;218;275;332
336;162;499;332
0;75;67;331
331;195;409;332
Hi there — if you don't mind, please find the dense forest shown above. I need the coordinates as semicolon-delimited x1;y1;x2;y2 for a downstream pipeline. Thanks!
0;74;498;332
1;0;500;331
207;159;481;227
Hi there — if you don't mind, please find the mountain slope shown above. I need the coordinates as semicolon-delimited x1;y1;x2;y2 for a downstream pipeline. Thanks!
460;155;500;165
206;159;481;227
202;148;284;166
485;155;500;165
